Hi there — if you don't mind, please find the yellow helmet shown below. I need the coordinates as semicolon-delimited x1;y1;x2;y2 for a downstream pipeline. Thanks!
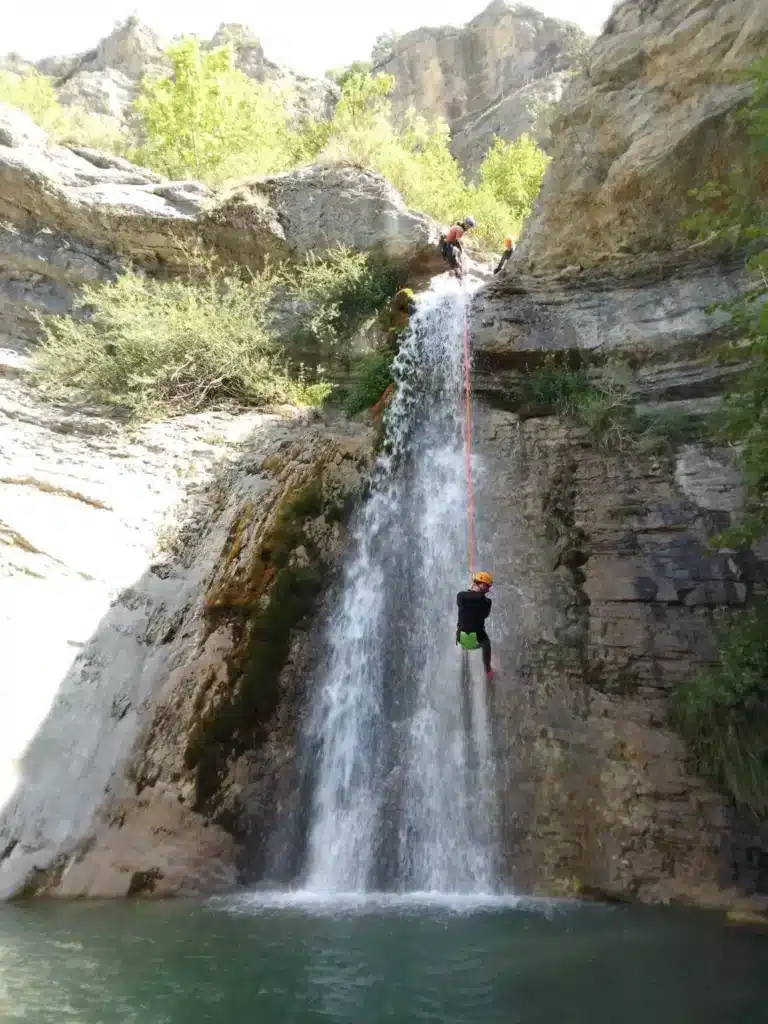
473;571;493;586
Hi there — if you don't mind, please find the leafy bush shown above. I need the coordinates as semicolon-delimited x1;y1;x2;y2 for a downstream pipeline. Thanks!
0;68;125;151
480;133;550;221
285;247;399;351
132;38;297;183
35;249;330;419
371;32;399;67
343;351;394;415
670;601;768;816
519;358;701;453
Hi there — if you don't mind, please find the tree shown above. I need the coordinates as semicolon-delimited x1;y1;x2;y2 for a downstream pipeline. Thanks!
479;133;550;221
133;38;295;183
370;31;399;67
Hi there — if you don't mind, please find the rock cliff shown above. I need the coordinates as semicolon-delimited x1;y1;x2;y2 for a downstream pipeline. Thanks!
377;0;591;174
467;0;768;912
0;389;373;897
514;0;768;274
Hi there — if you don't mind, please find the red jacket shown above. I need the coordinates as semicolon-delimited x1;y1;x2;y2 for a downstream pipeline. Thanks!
443;224;464;244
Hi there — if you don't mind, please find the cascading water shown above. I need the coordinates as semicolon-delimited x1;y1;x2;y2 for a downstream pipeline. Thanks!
298;278;499;895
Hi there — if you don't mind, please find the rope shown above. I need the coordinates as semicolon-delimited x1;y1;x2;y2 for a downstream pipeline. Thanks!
461;276;476;576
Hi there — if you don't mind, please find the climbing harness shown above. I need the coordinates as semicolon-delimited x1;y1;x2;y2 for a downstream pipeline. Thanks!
458;630;480;651
461;276;476;576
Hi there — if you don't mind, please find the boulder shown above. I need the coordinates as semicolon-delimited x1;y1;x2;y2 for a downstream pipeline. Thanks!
202;165;442;275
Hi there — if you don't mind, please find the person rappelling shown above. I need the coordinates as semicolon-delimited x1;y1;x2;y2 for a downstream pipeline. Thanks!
439;217;475;278
493;236;515;275
456;571;494;680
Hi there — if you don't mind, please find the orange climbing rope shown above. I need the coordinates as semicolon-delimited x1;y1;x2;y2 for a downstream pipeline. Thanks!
461;278;476;576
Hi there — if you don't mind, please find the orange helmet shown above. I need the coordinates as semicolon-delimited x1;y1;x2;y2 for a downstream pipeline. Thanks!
473;571;493;586
504;236;514;250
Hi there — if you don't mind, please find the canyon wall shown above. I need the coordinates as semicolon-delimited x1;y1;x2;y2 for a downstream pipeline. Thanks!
470;0;768;913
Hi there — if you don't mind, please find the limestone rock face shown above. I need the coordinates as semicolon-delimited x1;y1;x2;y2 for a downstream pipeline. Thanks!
514;0;768;275
0;364;374;897
477;409;768;910
378;0;590;174
205;166;442;275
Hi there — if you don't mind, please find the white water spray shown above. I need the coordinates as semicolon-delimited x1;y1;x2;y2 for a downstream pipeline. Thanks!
300;279;499;894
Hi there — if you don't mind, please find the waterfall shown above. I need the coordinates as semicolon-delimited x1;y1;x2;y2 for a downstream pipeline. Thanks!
297;278;499;895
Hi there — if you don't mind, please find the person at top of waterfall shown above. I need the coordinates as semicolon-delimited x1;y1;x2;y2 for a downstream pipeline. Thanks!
456;571;494;679
439;217;475;276
494;236;515;275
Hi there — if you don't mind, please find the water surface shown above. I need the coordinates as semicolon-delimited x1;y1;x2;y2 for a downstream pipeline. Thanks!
0;896;765;1022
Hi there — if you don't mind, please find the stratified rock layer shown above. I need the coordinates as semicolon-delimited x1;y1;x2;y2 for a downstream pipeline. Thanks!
477;409;767;911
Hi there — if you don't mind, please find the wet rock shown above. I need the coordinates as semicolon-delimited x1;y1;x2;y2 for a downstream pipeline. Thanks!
477;408;768;911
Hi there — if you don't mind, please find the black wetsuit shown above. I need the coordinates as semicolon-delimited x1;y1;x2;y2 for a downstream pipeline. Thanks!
456;589;492;673
494;247;513;274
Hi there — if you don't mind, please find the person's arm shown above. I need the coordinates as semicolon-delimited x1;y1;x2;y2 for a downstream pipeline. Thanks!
483;597;492;621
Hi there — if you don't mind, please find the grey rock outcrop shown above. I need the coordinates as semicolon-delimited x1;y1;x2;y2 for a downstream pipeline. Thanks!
205;166;442;274
479;408;767;911
514;0;768;275
0;107;440;349
378;0;591;174
25;18;337;131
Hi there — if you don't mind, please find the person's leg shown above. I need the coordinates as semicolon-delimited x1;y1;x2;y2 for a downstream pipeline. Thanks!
478;631;492;674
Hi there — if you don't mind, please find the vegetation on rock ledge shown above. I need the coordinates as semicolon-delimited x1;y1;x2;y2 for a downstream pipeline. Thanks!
35;246;401;419
670;601;768;817
670;58;768;817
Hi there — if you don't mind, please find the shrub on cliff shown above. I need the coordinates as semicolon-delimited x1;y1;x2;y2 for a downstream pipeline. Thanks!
35;249;330;419
284;247;399;352
0;68;125;151
343;351;395;415
670;602;768;817
480;134;550;222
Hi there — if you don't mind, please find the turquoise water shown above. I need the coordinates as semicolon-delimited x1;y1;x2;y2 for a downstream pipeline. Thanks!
0;895;766;1022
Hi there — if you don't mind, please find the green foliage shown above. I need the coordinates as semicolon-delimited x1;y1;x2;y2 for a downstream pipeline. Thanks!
479;133;550;221
132;37;297;183
343;351;394;415
0;68;60;127
285;246;399;351
0;68;125;151
683;57;768;546
371;32;399;66
670;601;768;816
326;62;373;89
519;357;702;453
35;248;330;419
